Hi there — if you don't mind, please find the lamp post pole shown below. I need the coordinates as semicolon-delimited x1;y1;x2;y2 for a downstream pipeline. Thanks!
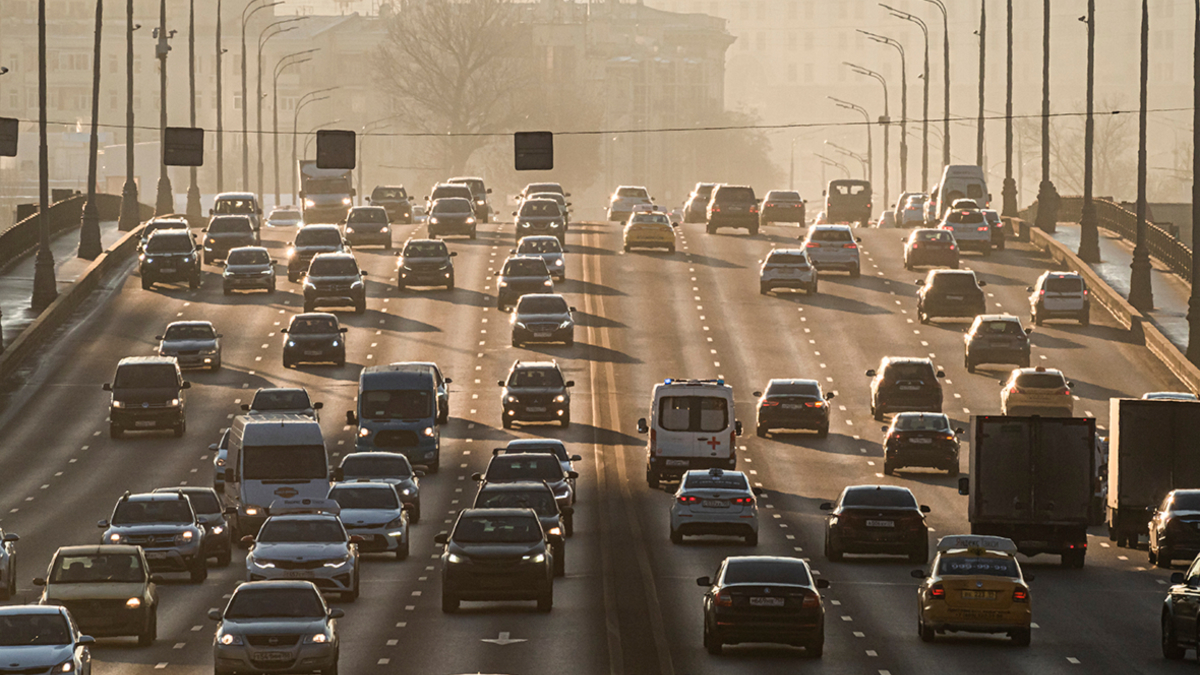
292;92;332;205
117;0;140;231
273;49;316;209
359;116;399;207
78;0;104;260
1128;0;1155;311
216;0;224;193
1186;0;1200;364
1034;0;1059;233
257;18;305;206
816;154;851;179
976;0;986;168
789;136;796;190
185;0;202;221
829;97;873;188
847;62;889;213
153;0;175;216
883;4;929;189
859;32;907;193
1002;0;1017;217
241;0;281;192
31;0;57;310
924;0;950;167
1077;1;1101;262
826;141;868;179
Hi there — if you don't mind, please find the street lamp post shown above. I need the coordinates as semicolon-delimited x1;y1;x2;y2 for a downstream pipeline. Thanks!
257;18;306;207
1034;0;1059;234
1186;0;1200;364
1077;2;1101;262
216;0;224;193
1002;0;1018;217
117;1;141;231
153;0;176;216
241;0;282;192
829;97;873;188
789;136;796;190
273;49;317;208
976;0;986;168
186;0;202;222
883;4;929;190
1129;0;1154;311
31;0;57;310
924;0;950;168
860;31;907;195
825;140;868;179
78;0;104;260
846;62;889;213
303;119;342;159
291;87;336;205
359;116;400;206
816;154;851;179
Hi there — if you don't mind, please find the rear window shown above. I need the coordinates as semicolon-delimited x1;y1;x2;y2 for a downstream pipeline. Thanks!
977;320;1023;335
432;185;471;199
937;556;1018;577
213;198;256;214
831;182;869;196
296;228;342;247
1045;277;1084;293
684;474;749;490
226;588;325;619
841;488;918;508
257;518;345;544
966;184;985;199
658;395;729;432
631;214;670;225
894;414;950;431
766;382;821;397
308;257;359;276
114;363;178;389
694;185;714;198
811;228;852;242
946;210;985;224
516;296;569;314
209;217;253;234
914;230;953;242
1014;372;1067;388
450;179;485;195
527;183;562;195
882;362;935;381
505;442;568;461
715;186;755;202
432;199;472;215
485;456;564;481
113;499;193;525
766;191;801;201
503;258;550;276
617;187;648;198
766;252;810;266
183;491;221;514
930;273;979;291
1172;491;1200;511
723;560;811;586
329;486;399;510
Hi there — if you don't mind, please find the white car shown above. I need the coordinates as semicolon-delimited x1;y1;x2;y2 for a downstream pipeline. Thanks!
243;500;362;602
1000;367;1074;417
0;527;17;600
938;207;992;254
1028;271;1090;326
327;482;410;560
608;185;653;221
669;468;760;545
900;195;928;226
760;248;818;295
802;225;862;277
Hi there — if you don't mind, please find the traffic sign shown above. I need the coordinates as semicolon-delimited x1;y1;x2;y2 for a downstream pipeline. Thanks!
163;126;204;166
0;117;18;157
514;131;553;171
317;129;356;169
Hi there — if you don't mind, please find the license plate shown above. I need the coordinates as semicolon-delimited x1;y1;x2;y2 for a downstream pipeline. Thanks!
911;438;932;444
899;385;920;391
865;520;895;528
304;350;322;356
533;332;552;338
252;652;291;662
701;499;729;509
961;590;998;600
947;295;964;301
160;268;176;274
526;406;547;412
750;596;785;607
135;420;157;427
144;551;168;559
665;459;690;467
282;571;311;579
782;404;803;409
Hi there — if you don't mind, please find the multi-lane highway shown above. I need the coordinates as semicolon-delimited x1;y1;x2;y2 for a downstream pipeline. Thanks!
0;212;1191;674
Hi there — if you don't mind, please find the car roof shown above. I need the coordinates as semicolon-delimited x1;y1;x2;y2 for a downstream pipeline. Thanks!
882;356;933;365
234;579;321;592
722;555;810;567
519;235;562;243
767;378;820;387
265;512;342;524
1041;271;1083;279
844;484;914;496
405;238;445;246
974;314;1020;322
290;312;339;323
683;468;748;481
516;293;566;302
311;251;356;261
349;205;387;213
300;224;340;231
810;224;852;231
330;481;396;492
117;355;178;367
893;411;948;418
767;248;808;255
154;486;218;497
254;386;309;396
506;438;567;449
123;491;189;503
216;191;256;199
511;359;559;370
458;507;538;519
55;544;144;556
165;320;214;328
521;198;559;206
477;481;554;493
1012;366;1064;376
228;245;269;254
341;451;413;463
0;605;67;617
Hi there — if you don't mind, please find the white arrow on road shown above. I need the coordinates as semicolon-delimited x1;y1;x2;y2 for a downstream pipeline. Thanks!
481;631;527;646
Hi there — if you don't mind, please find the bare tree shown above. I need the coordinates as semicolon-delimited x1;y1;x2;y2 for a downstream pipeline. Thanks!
1016;96;1135;200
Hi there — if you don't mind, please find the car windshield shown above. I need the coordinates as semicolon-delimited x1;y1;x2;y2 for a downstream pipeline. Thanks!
486;456;564;481
50;553;145;584
308;258;358;276
905;196;926;207
520;201;559;216
1014;373;1067;389
213;198;256;214
519;239;563;254
227;248;270;265
766;382;820;397
883;363;934;381
113;364;177;389
658;395;728;432
432;199;472;215
257;518;345;543
723;560;811;586
112;499;193;525
453;515;543;543
341;455;412;478
361;389;433;419
894;414;950;431
145;233;193;253
183;491;221;514
766;253;809;266
372;187;407;200
517;296;568;314
208;218;253;234
404;242;448;257
289;317;339;334
242;446;328;480
841;488;918;509
915;230;953;242
1045;277;1084;293
348;209;387;223
937;556;1019;577
528;183;562;195
225;588;326;619
296;229;342;247
503;258;550;276
252;389;310;411
505;442;568;461
684;474;749;490
717;186;755;201
978;320;1023;335
164;324;215;340
509;368;563;388
617;187;648;198
530;193;564;204
329;486;399;510
306;178;348;195
1172;492;1200;511
476;490;557;515
931;273;979;291
270;209;300;221
767;191;802;201
432;186;471;200
810;229;852;242
0;614;71;646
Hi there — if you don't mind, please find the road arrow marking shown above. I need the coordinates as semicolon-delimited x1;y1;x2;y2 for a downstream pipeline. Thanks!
482;631;527;646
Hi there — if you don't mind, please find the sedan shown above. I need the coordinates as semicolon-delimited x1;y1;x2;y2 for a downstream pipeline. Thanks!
334;452;423;523
670;469;761;545
697;556;828;657
156;321;221;371
882;412;962;476
511;293;575;347
282;313;347;368
1149;489;1200;568
209;581;342;675
822;485;930;563
903;228;959;270
0;606;94;673
327;482;410;560
221;246;276;294
754;378;833;437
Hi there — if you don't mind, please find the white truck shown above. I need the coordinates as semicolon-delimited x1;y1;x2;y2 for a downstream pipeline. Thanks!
298;159;354;224
636;378;744;488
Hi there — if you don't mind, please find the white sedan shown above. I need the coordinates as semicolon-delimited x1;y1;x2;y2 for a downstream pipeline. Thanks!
670;469;761;546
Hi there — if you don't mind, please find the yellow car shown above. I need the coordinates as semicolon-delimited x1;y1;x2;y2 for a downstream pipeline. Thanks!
912;535;1032;645
1000;366;1074;417
623;212;676;253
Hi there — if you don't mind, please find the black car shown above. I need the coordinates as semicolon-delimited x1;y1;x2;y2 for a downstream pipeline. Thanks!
867;357;945;420
282;312;347;368
427;197;477;239
98;492;207;582
154;486;231;567
983;209;1006;250
706;184;760;234
821;485;930;563
473;452;577;529
683;182;716;222
286;224;346;282
104;356;190;439
334;452;424;523
903;228;960;270
513;199;566;243
201;215;257;264
754;379;834;437
499;360;573;428
697;556;828;657
435;508;557;613
760;189;806;226
446;176;492;222
1163;559;1200;659
882;412;962;476
397;238;456;290
473;482;569;577
140;230;201;290
496;256;554;310
511;293;575;347
369;185;412;223
916;269;987;324
342;206;392;249
1149;489;1200;568
303;252;367;313
964;314;1032;372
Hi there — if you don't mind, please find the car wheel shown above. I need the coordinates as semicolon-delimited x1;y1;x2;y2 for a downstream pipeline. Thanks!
109;424;123;440
703;623;723;655
223;287;231;296
756;425;767;438
919;619;935;643
512;337;521;348
446;277;455;290
647;468;660;489
320;660;339;675
1033;312;1043;327
503;418;513;429
816;424;829;439
564;513;574;537
808;282;818;295
919;309;930;325
883;462;896;476
1163;613;1186;659
565;336;574;347
1148;545;1158;565
189;556;207;583
668;245;675;253
1080;312;1090;327
805;633;824;658
396;538;409;561
189;275;201;290
872;404;883;422
268;280;276;293
497;301;505;311
216;550;231;567
137;608;157;647
469;229;477;240
537;590;553;612
141;277;152;290
174;420;186;438
825;537;844;563
706;224;716;234
1156;546;1173;568
1011;628;1031;646
966;359;975;374
203;253;212;265
850;265;861;278
409;504;422;524
355;300;366;315
441;592;459;613
744;531;758;546
670;528;683;545
426;457;440;474
623;244;631;252
759;283;769;295
561;413;570;428
748;225;759;236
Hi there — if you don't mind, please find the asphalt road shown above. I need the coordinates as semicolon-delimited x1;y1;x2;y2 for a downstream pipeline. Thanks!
0;215;1191;675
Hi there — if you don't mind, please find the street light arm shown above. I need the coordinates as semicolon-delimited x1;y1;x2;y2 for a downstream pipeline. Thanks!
243;0;283;24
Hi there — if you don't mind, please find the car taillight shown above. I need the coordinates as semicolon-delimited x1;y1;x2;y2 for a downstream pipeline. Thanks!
949;245;956;250
1058;388;1071;395
801;592;820;608
977;226;989;231
766;202;776;207
930;584;945;599
730;430;737;448
939;225;952;230
714;590;733;607
911;243;919;249
1008;387;1021;395
1012;587;1029;603
805;401;825;408
1039;289;1046;295
678;495;700;504
843;243;858;249
732;496;753;504
940;432;955;440
750;206;759;213
712;206;721;212
761;400;780;407
651;428;659;454
806;243;819;248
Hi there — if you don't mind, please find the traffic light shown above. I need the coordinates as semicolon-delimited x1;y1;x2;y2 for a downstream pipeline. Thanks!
514;131;553;171
163;126;204;166
316;130;356;169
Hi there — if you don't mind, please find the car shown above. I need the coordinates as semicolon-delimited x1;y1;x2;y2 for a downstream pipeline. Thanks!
34;545;158;646
327;482;410;560
446;176;492;222
964;314;1032;372
302;252;368;314
519;182;569;202
473;481;569;576
281;312;347;368
243;499;362;601
211;428;230;491
1000;366;1074;416
1028;271;1090;326
813;210;829;224
397;238;456;290
913;535;1031;645
368;185;413;223
137;216;190;253
697;556;828;657
623;211;676;252
511;293;575;347
1143;392;1200;401
801;224;861;277
221;246;277;294
473;452;577;525
333;452;423;523
99;491;208;583
139;229;201;290
435;508;557;613
0;528;17;600
916;269;987;324
243;387;323;419
527;192;570;230
754;378;833;437
153;486;232;567
425;182;474;213
903;228;959;270
209;580;342;675
426;197;477;239
879;209;897;228
882;412;962;476
285;224;347;283
210;192;263;233
706;184;760;234
760;189;806;226
608;185;653;221
498;439;583;500
670;468;761;545
900;193;928;226
104;356;191;438
499;360;573;428
514;198;566;242
1163;555;1200;658
981;208;1006;249
824;178;872;225
822;485;931;563
514;236;567;280
495;255;554;310
938;206;992;254
1148;489;1200;568
683;182;716;222
867;357;945;420
637;378;743;488
341;205;392;248
759;248;818;295
0;605;95;673
202;215;258;264
950;198;981;210
378;361;452;425
265;205;303;227
155;320;221;371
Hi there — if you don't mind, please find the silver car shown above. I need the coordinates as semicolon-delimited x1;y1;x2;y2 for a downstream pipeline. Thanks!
514;235;567;280
0;606;93;674
0;528;17;600
802;225;862;277
222;246;276;294
327;483;410;560
939;207;992;254
156;321;221;371
334;452;424;523
242;387;322;421
244;502;362;602
760;248;818;295
209;580;341;675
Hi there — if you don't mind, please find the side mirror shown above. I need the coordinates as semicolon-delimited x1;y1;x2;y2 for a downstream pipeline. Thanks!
224;506;237;516
695;576;711;587
916;279;925;286
96;520;108;529
208;609;222;621
182;381;192;389
361;270;369;276
571;454;583;462
487;188;493;194
209;208;214;216
154;335;164;341
102;383;112;391
434;533;449;545
978;280;988;287
569;306;577;312
936;370;945;378
1067;382;1074;388
197;515;210;525
332;468;344;481
910;569;928;579
241;404;251;411
349;535;366;545
958;477;970;495
920;505;931;513
509;248;517;254
77;636;96;646
312;402;324;410
32;578;46;587
752;487;765;496
567;471;579;479
637;418;649;434
881;425;889;433
498;380;506;387
329;608;346;619
825;391;835;400
815;578;830;589
565;380;575;387
270;259;278;265
865;369;877;378
753;391;762;398
471;472;483;481
240;535;256;545
512;212;518;217
450;251;458;257
856;237;863;243
734;420;743;436
346;411;358;425
414;470;426;478
1025;327;1034;335
1026;286;1035;292
280;328;288;334
2;533;18;543
819;502;833;511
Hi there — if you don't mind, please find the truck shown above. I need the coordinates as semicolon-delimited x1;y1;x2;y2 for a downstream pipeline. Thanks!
298;159;354;224
824;179;872;225
1106;398;1200;548
957;415;1095;568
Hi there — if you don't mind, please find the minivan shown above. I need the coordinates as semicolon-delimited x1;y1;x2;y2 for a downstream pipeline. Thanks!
104;356;190;439
636;378;743;488
934;165;989;222
209;192;263;233
347;364;442;472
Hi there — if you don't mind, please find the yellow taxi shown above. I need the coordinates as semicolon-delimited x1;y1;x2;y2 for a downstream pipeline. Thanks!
912;535;1032;645
623;212;676;253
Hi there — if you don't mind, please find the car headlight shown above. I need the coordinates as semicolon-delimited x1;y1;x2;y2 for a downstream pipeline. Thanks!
250;558;275;568
168;398;181;407
323;556;351;569
506;395;518;403
218;631;243;646
331;339;340;347
358;427;371;437
175;530;195;544
303;632;330;644
183;255;192;262
286;247;296;258
466;217;476;224
558;320;572;330
554;259;563;266
476;199;485;205
429;217;439;224
210;525;225;535
554;394;566;402
543;280;553;287
304;199;315;208
54;660;74;673
446;553;466;564
144;257;153;264
386;516;407;529
551;221;562;228
423;426;435;437
498;281;508;287
125;597;141;609
400;488;413;496
381;226;389;232
342;197;352;205
216;457;226;467
520;222;531;228
522;552;546;564
547;527;562;536
287;340;297;347
351;280;363;289
207;237;216;245
345;226;355;233
261;269;273;275
108;532;122;543
111;400;126;409
244;506;261;516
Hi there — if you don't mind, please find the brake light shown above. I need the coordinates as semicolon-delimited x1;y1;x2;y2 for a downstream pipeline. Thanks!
732;496;753;504
930;584;945;599
940;432;955;440
806;243;819;248
1009;387;1021;395
761;400;780;407
1083;289;1089;296
843;243;858;249
650;428;658;455
1039;289;1045;295
1012;588;1028;603
678;495;700;504
949;245;956;250
730;429;737;449
911;243;919;249
714;590;733;607
712;206;721;212
750;206;759;214
977;226;989;232
766;202;776;208
805;401;826;408
801;592;820;608
1058;388;1071;395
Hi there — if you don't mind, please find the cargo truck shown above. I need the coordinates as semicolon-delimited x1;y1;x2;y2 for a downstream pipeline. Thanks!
958;415;1095;568
298;159;354;224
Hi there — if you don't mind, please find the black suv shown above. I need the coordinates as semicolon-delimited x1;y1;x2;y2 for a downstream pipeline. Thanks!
397;238;456;290
140;230;201;290
881;412;962;476
282;312;347;368
435;508;557;613
473;482;569;576
754;379;834;437
496;256;554;310
706;184;760;235
286;224;346;282
866;357;945;420
499;360;573;428
201;215;257;264
104;356;191;438
98;492;207;582
916;269;987;324
342;205;392;249
369;185;412;223
303;252;368;313
964;314;1032;372
427;197;478;239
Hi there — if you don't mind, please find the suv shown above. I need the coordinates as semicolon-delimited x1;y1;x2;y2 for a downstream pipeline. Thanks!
473;481;569;576
495;255;554;310
866;357;945;420
221;246;276;294
760;190;806;226
342;205;392;249
427;197;477;239
511;294;575;347
153;486;232;567
963;314;1032;372
286;224;346;282
435;508;557;613
916;269;987;324
138;216;189;253
446;176;492;221
982;208;1006;249
514;199;566;243
426;183;474;212
397;238;456;290
608;186;653;221
104;356;190;438
140;229;201;290
201;215;258;264
528;192;571;230
939;207;992;254
369;185;413;223
636;378;743;488
303;252;368;313
882;412;962;476
760;248;818;295
35;545;158;646
706;184;759;234
802;225;862;277
683;183;716;222
98;492;207;583
1028;271;1090;326
209;192;262;233
473;451;576;523
281;312;347;368
499;360;574;428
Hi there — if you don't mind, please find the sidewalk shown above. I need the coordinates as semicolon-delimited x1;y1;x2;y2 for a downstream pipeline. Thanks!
1049;222;1192;351
0;221;123;347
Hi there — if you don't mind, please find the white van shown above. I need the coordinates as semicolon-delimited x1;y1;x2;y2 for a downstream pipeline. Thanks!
934;165;989;222
222;414;330;539
636;378;743;488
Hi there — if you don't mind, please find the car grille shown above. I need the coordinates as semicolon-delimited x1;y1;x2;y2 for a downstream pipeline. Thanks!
60;598;129;616
247;634;302;647
0;666;54;675
266;558;326;570
526;322;559;332
317;283;354;292
176;350;200;356
123;533;180;546
374;430;420;447
515;394;552;406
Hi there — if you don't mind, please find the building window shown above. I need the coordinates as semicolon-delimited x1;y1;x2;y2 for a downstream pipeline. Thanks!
233;94;242;110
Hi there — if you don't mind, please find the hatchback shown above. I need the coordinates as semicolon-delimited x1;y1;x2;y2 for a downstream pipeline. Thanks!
802;225;861;277
964;314;1032;372
1000;366;1074;416
1028;271;1090;326
882;413;962;476
939;207;992;254
759;248;818;295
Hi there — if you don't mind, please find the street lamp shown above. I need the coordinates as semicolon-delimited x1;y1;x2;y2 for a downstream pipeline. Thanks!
1187;0;1200;364
78;0;104;260
186;0;202;221
846;62;890;212
828;97;873;189
1002;0;1018;217
241;0;283;191
1034;0;1059;234
359;115;402;206
32;0;57;310
924;0;950;168
153;1;177;217
257;17;306;205
815;153;851;181
118;7;141;232
292;89;335;204
216;0;225;193
273;48;317;209
975;1;987;168
1077;3;1101;262
1129;0;1154;311
303;119;342;159
825;140;868;179
882;4;929;190
859;30;908;194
